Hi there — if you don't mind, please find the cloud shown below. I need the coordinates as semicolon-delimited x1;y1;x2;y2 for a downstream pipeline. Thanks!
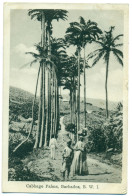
14;43;37;56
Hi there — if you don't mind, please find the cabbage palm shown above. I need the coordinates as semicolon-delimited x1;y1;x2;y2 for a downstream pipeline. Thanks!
88;27;123;118
73;17;102;127
65;25;82;139
28;9;68;147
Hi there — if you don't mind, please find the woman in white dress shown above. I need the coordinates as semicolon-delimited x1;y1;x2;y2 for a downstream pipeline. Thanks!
71;136;88;176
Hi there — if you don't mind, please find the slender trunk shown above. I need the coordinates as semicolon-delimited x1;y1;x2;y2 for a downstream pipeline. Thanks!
57;85;60;131
13;66;40;152
105;55;109;118
39;64;46;147
77;47;80;141
44;67;48;147
46;27;51;145
34;64;43;148
83;45;86;128
54;69;57;136
52;67;55;136
50;68;53;139
70;89;72;124
55;78;58;134
47;68;51;145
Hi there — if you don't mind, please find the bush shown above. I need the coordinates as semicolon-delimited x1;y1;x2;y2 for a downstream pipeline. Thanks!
88;126;106;152
65;123;76;134
102;111;123;152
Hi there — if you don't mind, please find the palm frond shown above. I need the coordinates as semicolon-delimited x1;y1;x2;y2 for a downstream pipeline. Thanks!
25;52;39;58
30;59;38;67
111;48;123;58
92;50;105;66
112;34;123;43
112;51;123;66
114;43;123;47
19;61;33;70
79;16;86;25
87;48;103;60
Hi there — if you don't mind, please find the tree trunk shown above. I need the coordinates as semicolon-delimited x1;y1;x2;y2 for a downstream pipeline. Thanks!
44;67;48;147
77;47;81;141
57;84;60;132
70;89;72;124
55;77;58;135
39;64;46;147
83;45;86;128
50;67;53;139
105;56;109;118
37;12;46;148
34;64;43;148
47;67;51;145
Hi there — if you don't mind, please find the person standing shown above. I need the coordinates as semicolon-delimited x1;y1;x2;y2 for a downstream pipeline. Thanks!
49;135;57;160
71;136;89;177
61;140;73;180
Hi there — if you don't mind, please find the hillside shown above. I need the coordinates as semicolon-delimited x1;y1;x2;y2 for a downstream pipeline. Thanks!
9;86;39;121
61;94;119;111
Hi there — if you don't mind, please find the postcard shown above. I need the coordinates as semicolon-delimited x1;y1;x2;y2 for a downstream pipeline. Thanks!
3;3;128;194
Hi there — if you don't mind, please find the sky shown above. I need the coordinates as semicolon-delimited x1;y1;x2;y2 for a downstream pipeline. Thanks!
10;9;124;102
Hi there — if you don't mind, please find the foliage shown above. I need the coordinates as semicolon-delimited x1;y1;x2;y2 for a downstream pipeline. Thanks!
9;87;39;121
65;123;76;134
103;110;123;152
88;126;106;152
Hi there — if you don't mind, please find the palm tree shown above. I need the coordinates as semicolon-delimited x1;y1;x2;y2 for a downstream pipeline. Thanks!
65;25;83;139
28;9;68;148
88;26;123;118
68;17;102;128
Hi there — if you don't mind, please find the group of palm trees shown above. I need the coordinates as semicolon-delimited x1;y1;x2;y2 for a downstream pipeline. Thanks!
24;9;123;149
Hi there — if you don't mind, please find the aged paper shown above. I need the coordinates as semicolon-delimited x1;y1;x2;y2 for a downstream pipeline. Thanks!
3;3;128;194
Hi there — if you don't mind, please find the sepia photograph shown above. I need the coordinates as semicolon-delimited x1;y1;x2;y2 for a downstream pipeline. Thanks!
2;3;128;194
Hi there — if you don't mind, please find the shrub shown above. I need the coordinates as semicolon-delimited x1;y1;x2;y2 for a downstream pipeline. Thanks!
65;123;76;134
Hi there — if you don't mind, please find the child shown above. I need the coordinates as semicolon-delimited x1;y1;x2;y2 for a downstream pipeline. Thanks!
61;140;73;180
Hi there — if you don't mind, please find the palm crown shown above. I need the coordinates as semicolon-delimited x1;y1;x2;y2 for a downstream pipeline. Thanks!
65;16;102;48
88;26;123;66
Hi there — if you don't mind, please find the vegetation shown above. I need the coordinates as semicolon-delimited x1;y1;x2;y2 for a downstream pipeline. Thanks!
9;9;123;160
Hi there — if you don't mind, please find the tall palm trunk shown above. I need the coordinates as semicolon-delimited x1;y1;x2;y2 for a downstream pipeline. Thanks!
55;77;58;134
57;84;60;131
54;69;57;136
34;64;43;148
44;27;51;146
39;64;46;147
44;67;48;147
34;12;46;148
77;47;81;141
105;55;109;118
70;89;72;124
50;68;53;139
83;45;86;128
47;68;51;145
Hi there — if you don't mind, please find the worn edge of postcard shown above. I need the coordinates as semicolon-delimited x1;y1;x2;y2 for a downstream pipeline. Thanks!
2;3;128;194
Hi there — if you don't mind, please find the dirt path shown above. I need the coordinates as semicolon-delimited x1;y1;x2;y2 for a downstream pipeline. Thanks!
24;116;121;182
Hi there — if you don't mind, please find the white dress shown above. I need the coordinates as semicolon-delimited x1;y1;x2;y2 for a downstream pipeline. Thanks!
71;141;88;176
